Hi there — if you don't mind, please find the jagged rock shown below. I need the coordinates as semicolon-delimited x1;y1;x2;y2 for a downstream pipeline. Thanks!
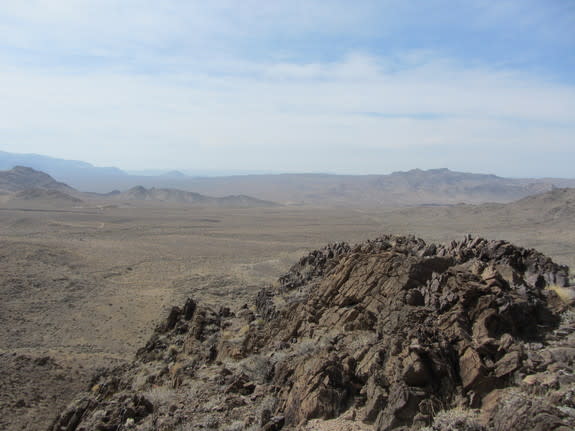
460;348;485;390
262;415;285;431
50;235;574;431
494;351;522;378
485;389;575;431
182;298;196;320
225;373;256;395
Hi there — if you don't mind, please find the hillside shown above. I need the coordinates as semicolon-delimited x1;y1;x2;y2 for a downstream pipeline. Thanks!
395;188;575;230
508;187;575;220
51;235;575;431
0;166;76;194
8;189;83;205
368;168;551;204
0;168;277;209
0;166;83;208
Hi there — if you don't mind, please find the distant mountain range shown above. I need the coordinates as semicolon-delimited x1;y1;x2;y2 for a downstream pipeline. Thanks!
112;186;277;208
145;169;575;207
0;151;126;179
2;150;575;207
0;166;277;208
0;166;76;194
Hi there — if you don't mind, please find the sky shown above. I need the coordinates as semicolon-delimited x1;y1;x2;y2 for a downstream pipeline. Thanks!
0;0;574;177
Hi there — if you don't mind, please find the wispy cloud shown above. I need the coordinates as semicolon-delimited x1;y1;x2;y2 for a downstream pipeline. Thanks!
0;1;574;176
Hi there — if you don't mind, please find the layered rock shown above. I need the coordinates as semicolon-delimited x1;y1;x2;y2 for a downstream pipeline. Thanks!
50;235;575;431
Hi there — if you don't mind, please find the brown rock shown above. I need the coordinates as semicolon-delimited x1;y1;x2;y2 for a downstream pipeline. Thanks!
402;352;430;387
494;351;522;378
460;348;485;389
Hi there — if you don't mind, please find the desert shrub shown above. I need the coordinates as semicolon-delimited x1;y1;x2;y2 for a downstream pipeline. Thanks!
292;335;333;357
547;285;575;305
172;423;195;431
222;421;244;431
131;371;150;391
421;407;485;431
560;308;575;326
143;386;175;408
238;354;273;383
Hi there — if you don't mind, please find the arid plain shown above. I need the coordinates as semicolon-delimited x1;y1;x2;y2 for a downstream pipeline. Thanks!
1;189;574;430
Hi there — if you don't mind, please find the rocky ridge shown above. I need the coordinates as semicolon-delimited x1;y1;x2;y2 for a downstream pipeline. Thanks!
0;166;76;194
50;235;575;431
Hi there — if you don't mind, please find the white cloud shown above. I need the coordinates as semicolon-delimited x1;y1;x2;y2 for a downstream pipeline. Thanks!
0;2;574;175
1;53;574;172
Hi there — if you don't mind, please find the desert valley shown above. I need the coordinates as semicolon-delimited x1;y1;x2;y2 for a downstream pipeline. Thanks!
3;2;574;429
0;157;574;430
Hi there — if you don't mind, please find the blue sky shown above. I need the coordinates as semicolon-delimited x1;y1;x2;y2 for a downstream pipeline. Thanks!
1;0;574;177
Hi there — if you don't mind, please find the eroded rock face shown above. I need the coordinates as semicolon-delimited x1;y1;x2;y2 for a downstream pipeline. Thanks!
49;235;574;431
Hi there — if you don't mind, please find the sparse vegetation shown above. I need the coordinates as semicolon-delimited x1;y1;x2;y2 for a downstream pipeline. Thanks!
547;284;575;305
238;354;273;384
421;407;485;431
144;387;175;408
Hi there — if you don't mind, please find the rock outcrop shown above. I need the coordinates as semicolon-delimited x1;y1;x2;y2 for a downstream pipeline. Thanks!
50;235;575;431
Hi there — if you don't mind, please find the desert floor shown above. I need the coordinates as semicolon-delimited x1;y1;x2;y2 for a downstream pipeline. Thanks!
0;202;573;430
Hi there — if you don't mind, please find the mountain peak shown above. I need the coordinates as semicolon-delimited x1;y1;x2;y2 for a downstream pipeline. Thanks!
0;166;76;193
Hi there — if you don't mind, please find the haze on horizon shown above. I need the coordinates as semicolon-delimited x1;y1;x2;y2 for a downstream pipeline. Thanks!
1;1;574;178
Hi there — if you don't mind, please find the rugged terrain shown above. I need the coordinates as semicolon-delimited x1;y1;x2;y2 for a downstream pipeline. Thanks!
51;235;575;430
0;166;75;194
1;177;575;429
0;204;386;431
0;167;276;209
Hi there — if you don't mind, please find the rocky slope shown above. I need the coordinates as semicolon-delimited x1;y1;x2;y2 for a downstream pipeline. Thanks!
50;235;575;431
0;166;76;194
508;187;575;220
0;166;83;207
8;188;83;204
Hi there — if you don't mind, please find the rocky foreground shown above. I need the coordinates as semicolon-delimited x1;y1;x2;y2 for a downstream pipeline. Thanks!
50;235;575;431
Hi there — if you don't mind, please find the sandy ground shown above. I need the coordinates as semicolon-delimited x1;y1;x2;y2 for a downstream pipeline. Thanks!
0;201;573;430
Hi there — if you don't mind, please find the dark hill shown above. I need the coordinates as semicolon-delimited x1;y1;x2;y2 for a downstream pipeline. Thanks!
9;188;83;205
508;187;575;220
51;235;575;431
0;166;76;194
